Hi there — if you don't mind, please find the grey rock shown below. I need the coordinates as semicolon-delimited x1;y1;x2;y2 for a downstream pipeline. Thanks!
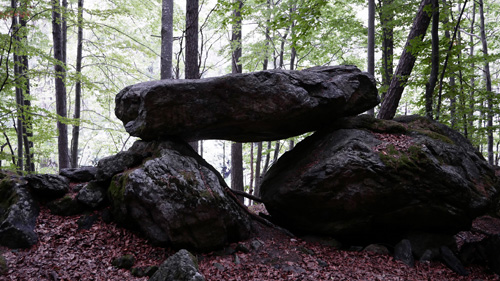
112;254;135;269
107;140;252;251
47;196;85;216
25;174;69;200
60;166;98;182
419;249;435;262
0;254;7;275
440;245;468;276
363;244;390;255
149;249;205;281
394;239;414;267
115;65;379;142
0;172;39;248
261;115;498;240
407;232;456;260
76;181;106;208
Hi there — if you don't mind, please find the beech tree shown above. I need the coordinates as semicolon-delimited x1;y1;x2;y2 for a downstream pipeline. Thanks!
424;0;439;119
231;0;245;203
377;0;432;120
161;0;174;80
71;0;84;168
52;0;69;170
478;0;494;165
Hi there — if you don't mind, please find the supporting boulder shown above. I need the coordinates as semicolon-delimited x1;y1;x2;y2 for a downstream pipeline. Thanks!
260;115;498;242
115;65;379;142
106;139;252;251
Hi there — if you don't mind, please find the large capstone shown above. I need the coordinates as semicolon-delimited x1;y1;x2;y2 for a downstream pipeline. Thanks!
115;65;379;142
260;115;499;242
106;140;253;251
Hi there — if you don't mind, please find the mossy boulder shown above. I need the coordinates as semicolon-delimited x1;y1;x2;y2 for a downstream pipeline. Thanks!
0;171;39;248
149;249;205;281
105;139;252;251
261;115;498;243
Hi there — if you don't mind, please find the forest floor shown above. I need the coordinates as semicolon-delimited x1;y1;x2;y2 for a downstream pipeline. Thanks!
1;204;499;281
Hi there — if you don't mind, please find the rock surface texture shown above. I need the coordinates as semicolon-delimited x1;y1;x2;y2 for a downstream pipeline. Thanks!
260;115;499;242
105;140;253;251
149;249;205;281
115;65;379;142
0;171;39;248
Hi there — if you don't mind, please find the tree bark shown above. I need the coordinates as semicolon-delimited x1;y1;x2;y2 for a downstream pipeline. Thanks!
377;0;432;120
436;0;467;121
379;0;394;100
425;0;439;119
71;0;84;168
367;0;375;116
254;141;262;198
467;2;476;141
12;0;23;173
19;1;33;172
52;0;69;170
478;0;494;165
185;0;199;151
231;0;244;203
161;0;174;79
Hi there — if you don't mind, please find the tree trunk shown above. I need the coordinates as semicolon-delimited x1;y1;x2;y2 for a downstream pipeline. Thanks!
254;141;262;198
71;0;84;168
425;0;439;119
436;0;467;121
478;0;494;165
12;0;23;173
52;0;69;170
19;2;33;172
186;0;199;151
262;141;271;174
367;0;375;116
379;0;394;100
250;143;254;194
377;0;432;120
468;2;476;141
273;141;280;163
161;0;174;79
230;0;244;203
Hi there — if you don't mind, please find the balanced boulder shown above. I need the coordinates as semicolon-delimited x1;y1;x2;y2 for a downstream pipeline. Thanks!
106;139;253;251
115;65;379;142
260;115;498;242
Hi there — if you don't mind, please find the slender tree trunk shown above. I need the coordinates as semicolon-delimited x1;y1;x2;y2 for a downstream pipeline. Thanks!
367;0;375;116
478;0;494;165
377;0;432;120
273;141;280;163
468;2;476;141
425;0;439;119
250;143;254;194
62;0;67;65
379;0;394;100
186;0;199;152
262;141;271;174
254;141;262;199
436;0;467;121
263;0;271;71
71;0;84;168
52;0;69;170
231;0;244;203
12;0;23;173
161;0;174;79
19;2;33;172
